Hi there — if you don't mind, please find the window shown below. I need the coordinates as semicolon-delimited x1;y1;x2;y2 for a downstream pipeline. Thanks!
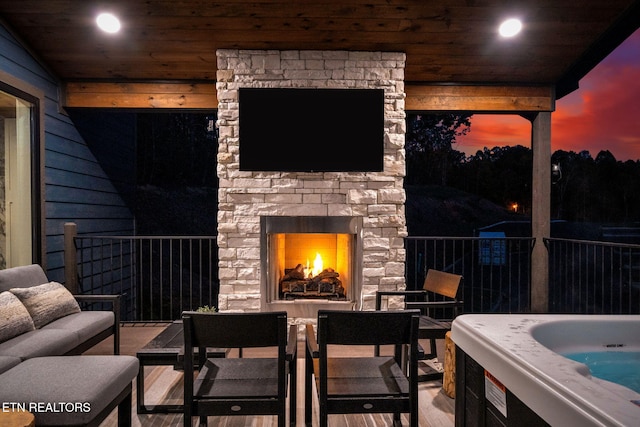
0;87;38;267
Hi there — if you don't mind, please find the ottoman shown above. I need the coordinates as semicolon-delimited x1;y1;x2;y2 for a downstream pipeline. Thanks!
0;355;139;426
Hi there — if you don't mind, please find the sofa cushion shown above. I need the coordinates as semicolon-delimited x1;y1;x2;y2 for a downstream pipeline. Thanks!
10;282;80;328
0;355;21;374
0;355;139;426
0;264;48;292
0;329;79;359
43;311;114;343
0;291;35;343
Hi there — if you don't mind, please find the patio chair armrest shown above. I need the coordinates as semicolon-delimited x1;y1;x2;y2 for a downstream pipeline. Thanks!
406;300;464;320
305;324;319;358
287;324;298;361
405;300;463;310
73;294;121;304
73;294;121;319
375;290;427;310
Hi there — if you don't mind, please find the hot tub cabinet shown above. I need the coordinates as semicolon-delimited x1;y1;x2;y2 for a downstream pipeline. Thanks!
451;314;640;427
455;349;549;427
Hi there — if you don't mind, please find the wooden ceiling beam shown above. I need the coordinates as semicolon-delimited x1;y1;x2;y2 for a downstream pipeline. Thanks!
63;81;555;112
63;82;218;109
405;84;555;112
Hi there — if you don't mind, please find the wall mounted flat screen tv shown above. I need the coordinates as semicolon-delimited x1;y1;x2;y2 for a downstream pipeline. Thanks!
239;88;384;172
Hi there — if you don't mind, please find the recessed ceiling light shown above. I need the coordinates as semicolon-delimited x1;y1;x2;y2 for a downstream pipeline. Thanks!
96;13;121;34
499;18;522;38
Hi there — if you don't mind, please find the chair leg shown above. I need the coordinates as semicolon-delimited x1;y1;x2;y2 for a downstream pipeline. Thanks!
392;412;402;426
305;351;313;426
320;408;328;427
411;408;418;427
117;388;132;427
290;357;297;426
430;338;438;358
184;404;191;426
199;415;207;426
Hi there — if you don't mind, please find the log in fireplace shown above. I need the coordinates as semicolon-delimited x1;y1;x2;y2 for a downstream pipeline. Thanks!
261;216;362;318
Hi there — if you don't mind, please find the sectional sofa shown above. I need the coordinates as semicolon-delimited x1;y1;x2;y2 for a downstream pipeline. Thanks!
0;264;120;372
0;264;138;426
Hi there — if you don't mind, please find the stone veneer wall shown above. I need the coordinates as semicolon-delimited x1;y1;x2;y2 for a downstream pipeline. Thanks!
216;49;407;314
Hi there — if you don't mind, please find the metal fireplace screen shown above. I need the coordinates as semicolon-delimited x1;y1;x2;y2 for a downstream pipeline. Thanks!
261;216;362;305
274;232;351;300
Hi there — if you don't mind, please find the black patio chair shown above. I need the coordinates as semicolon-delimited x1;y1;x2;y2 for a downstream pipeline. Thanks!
376;268;463;381
305;309;420;427
182;311;297;427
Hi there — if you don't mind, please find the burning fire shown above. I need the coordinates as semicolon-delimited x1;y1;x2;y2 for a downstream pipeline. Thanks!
307;252;324;278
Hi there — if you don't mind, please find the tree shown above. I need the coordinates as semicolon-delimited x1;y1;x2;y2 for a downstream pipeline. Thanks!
403;113;640;226
405;113;471;185
594;150;618;221
617;160;640;221
550;150;640;222
456;145;532;211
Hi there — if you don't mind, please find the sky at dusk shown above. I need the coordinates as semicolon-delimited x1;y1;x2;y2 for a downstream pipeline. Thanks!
456;28;640;161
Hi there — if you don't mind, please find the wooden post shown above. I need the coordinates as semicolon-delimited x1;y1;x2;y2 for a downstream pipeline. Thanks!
443;331;456;398
530;112;551;313
64;222;78;294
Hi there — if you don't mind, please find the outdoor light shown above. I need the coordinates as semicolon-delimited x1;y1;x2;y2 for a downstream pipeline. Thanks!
552;163;562;183
205;115;217;141
96;13;121;34
499;18;522;37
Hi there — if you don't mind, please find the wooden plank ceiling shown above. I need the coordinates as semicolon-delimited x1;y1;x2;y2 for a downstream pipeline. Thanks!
0;0;638;110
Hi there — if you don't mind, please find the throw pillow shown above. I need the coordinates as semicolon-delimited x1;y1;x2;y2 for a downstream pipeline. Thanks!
10;282;81;328
0;291;36;343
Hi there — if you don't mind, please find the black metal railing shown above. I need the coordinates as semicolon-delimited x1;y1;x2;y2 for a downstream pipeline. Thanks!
545;237;640;314
66;226;640;321
72;234;218;321
405;237;535;314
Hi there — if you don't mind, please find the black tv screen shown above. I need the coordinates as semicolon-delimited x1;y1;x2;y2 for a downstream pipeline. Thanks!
238;88;384;172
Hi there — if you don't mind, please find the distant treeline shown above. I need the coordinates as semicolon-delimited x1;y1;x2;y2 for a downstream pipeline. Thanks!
406;114;640;223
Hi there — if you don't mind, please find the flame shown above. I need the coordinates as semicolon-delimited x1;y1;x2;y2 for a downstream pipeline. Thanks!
306;252;323;278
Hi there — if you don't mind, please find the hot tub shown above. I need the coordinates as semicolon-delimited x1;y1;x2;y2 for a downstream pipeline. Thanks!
451;314;640;427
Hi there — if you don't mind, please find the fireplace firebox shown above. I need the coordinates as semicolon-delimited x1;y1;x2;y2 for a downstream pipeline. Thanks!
261;216;362;318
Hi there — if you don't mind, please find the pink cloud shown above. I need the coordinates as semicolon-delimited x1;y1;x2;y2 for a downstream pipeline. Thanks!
456;29;640;161
455;115;530;156
553;59;640;160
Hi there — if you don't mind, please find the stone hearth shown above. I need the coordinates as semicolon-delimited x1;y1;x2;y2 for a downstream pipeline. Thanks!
216;49;407;322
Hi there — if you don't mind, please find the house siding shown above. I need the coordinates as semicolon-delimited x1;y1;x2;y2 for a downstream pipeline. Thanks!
0;24;135;282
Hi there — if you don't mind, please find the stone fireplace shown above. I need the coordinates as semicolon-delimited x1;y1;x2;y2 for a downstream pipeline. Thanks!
216;49;407;322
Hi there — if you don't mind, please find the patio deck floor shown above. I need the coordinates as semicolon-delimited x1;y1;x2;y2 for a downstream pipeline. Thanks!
85;323;455;427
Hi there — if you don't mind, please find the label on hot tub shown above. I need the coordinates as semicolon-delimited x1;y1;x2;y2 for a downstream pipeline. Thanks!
484;370;507;417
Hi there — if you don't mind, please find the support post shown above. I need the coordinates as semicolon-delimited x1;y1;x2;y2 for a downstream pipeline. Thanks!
530;112;551;312
64;222;78;294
